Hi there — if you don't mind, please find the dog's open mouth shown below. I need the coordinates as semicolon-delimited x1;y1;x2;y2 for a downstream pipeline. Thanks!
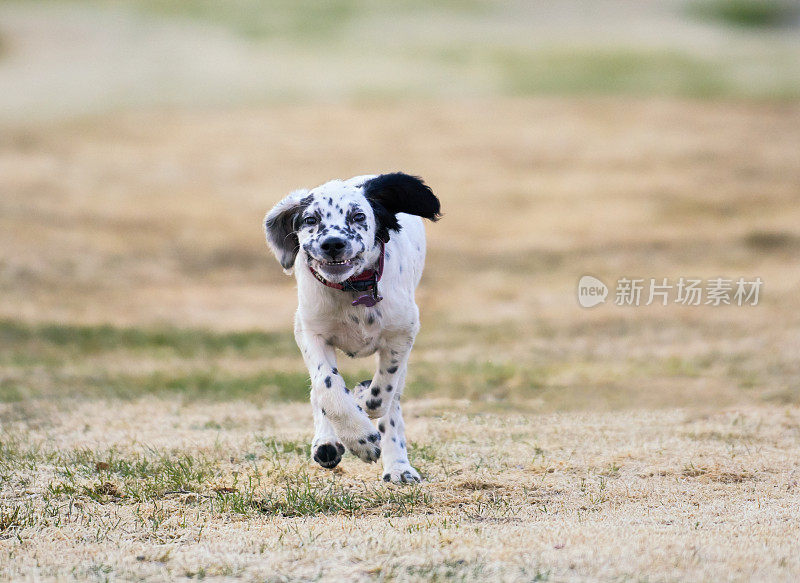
312;254;362;280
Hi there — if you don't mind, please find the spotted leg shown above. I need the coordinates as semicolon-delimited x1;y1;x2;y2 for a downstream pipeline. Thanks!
378;382;420;484
352;337;420;482
354;339;413;419
310;401;344;469
296;328;381;464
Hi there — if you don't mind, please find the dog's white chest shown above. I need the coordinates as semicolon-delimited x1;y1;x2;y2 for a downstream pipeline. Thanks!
321;307;383;357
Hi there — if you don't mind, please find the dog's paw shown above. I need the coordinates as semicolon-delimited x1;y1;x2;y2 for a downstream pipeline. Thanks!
337;414;382;463
382;463;421;484
312;441;344;469
353;379;390;419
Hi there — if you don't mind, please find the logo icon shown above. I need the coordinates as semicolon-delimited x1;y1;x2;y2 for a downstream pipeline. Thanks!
578;275;608;308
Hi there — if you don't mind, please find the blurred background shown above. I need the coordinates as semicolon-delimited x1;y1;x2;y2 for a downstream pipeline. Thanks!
1;0;799;410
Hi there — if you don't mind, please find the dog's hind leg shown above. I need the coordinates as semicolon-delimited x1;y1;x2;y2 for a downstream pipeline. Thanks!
354;333;416;420
378;385;421;484
352;336;422;483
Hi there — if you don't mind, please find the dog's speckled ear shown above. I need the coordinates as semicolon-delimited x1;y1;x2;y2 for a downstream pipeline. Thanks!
363;173;441;243
264;189;312;273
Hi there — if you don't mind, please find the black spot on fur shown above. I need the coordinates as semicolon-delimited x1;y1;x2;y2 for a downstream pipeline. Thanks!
321;408;326;415
331;368;338;376
359;439;366;445
336;443;345;455
390;419;395;427
350;315;359;324
367;314;375;325
387;366;398;374
368;432;380;443
378;423;385;433
391;437;397;443
371;386;381;396
386;385;393;392
324;376;331;388
366;398;382;410
383;473;391;482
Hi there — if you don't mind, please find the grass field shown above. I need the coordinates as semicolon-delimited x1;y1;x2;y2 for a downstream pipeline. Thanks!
2;397;799;580
2;98;799;581
2;1;800;581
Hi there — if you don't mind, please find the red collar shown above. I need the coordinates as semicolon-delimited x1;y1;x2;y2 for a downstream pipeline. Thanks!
308;242;385;306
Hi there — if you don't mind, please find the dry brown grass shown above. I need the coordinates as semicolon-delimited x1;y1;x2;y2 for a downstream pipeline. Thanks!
1;398;799;581
2;98;800;580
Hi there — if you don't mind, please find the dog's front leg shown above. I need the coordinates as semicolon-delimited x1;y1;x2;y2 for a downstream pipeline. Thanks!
298;332;382;464
310;399;345;469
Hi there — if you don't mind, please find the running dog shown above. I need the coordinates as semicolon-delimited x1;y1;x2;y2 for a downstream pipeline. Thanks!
263;173;440;483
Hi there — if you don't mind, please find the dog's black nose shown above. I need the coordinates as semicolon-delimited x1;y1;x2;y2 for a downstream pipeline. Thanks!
320;237;346;258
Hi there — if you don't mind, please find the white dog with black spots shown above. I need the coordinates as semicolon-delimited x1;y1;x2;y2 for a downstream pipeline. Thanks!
264;173;441;483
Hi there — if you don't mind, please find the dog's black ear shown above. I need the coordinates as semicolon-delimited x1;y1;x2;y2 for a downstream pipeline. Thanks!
363;173;441;243
264;189;312;272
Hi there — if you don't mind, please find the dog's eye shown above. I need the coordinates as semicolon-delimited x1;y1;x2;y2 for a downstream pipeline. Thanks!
302;216;318;227
352;212;366;223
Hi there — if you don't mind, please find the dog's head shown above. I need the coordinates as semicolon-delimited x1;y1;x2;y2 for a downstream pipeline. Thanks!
264;173;440;282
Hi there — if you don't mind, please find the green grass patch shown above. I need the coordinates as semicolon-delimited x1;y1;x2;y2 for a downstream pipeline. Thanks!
406;360;550;401
0;319;296;360
491;47;734;98
436;44;800;100
0;368;310;403
134;0;359;40
94;0;490;41
0;439;432;531
0;319;304;402
689;0;800;28
243;473;431;517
